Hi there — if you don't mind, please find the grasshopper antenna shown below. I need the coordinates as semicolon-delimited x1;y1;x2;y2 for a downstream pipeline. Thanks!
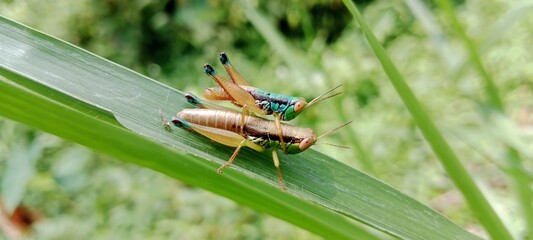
317;120;352;140
306;84;343;108
317;142;350;149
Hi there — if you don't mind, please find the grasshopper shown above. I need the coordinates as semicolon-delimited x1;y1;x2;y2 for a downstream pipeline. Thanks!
203;52;341;153
168;95;350;191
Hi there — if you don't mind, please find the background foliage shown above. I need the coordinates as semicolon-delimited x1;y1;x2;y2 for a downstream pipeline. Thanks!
1;0;532;239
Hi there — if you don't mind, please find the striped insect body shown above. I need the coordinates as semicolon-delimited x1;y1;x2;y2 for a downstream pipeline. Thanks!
169;107;324;191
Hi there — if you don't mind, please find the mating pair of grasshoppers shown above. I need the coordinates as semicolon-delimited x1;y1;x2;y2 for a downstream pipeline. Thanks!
168;52;347;191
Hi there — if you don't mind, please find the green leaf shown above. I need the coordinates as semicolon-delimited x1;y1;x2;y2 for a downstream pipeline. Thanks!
0;16;479;240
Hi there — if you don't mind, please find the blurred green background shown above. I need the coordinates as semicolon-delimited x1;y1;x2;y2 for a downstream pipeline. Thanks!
1;0;532;239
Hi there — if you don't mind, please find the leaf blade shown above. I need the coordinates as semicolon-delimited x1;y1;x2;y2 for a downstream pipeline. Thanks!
0;16;479;240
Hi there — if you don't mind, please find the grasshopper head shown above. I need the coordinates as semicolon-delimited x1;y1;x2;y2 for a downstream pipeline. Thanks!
285;135;316;154
282;98;307;121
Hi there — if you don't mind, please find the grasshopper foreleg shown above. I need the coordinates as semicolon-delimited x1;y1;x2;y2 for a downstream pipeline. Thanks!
273;113;287;154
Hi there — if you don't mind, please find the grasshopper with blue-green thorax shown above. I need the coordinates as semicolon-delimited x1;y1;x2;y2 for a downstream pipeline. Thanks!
203;52;342;153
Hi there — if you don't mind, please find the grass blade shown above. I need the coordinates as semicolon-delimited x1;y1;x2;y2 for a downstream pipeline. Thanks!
434;0;533;237
340;1;512;239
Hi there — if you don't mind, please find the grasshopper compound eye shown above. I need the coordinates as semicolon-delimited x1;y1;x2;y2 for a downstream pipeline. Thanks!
299;137;316;151
293;100;307;113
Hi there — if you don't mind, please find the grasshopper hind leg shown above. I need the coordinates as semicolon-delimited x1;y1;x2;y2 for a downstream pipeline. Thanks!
217;140;246;174
272;149;286;191
219;52;251;86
